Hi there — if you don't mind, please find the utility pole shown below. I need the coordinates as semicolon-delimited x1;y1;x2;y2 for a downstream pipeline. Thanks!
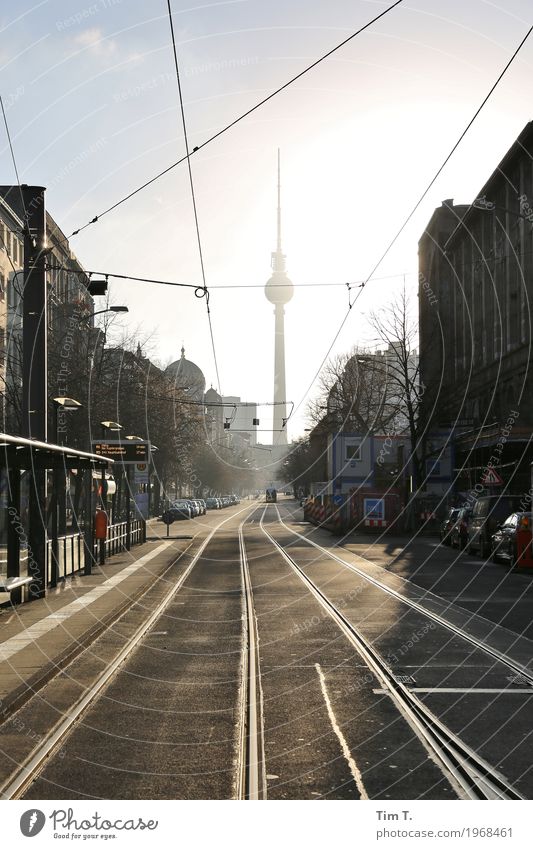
22;185;48;599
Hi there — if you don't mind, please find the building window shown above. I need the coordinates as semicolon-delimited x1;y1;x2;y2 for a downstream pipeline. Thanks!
345;442;361;462
426;459;440;477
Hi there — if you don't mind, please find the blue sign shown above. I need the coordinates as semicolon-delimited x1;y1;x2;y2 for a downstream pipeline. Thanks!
364;498;384;519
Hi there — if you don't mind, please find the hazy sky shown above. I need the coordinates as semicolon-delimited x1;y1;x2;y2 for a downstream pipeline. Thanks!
1;0;533;438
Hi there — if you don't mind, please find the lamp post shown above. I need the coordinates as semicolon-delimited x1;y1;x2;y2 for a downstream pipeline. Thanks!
50;397;82;587
146;444;158;519
100;420;122;560
124;435;143;549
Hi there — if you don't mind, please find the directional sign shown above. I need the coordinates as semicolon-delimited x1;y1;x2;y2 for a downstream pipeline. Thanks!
92;440;149;464
481;467;503;486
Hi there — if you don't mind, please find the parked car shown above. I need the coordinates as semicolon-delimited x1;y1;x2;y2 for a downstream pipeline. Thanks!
190;499;205;515
206;497;220;510
197;499;207;514
440;508;460;545
466;495;525;558
491;512;532;564
449;507;473;549
185;500;200;517
169;500;192;520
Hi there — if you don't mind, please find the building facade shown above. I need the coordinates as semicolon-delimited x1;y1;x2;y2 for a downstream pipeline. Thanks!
418;122;533;493
0;194;24;429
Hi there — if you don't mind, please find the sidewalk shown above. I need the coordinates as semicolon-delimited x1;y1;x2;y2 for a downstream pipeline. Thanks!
0;532;193;720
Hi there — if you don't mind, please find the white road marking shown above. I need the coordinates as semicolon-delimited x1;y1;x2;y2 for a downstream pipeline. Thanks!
373;687;533;695
0;542;174;662
315;662;368;799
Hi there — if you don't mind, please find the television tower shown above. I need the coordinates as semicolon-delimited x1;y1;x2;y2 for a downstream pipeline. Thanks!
265;149;293;447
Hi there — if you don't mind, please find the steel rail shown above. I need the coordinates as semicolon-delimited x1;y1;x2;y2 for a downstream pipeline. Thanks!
236;519;266;799
276;510;533;686
1;501;259;800
260;510;523;801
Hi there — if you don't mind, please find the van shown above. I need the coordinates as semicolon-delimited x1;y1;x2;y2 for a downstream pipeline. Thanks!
466;495;525;558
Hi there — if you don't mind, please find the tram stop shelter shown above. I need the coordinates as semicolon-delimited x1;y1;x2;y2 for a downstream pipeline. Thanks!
0;433;113;604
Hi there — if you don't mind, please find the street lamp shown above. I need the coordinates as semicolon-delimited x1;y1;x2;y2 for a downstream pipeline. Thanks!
88;306;129;319
52;396;82;445
100;420;123;437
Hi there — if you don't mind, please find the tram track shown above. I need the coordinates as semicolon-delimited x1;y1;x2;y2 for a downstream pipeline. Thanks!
260;508;524;800
236;517;266;800
1;501;259;800
275;508;533;687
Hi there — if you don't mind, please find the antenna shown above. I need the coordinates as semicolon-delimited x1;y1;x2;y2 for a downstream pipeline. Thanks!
277;147;282;253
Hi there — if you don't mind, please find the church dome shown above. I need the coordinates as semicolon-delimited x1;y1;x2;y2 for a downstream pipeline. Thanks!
204;386;222;404
165;346;206;400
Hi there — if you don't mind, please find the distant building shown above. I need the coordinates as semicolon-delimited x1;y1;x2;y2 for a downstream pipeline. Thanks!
165;346;206;402
327;431;453;497
418;121;533;492
222;395;258;447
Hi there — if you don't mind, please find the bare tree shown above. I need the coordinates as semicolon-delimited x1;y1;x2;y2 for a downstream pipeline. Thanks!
368;286;428;489
308;345;399;435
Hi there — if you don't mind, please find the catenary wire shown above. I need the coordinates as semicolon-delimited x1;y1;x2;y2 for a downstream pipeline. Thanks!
62;0;405;243
166;0;223;395
0;94;28;231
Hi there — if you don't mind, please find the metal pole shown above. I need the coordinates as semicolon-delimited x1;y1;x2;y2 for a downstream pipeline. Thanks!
51;406;59;588
84;468;94;575
21;186;48;599
125;466;131;551
7;458;22;603
100;463;106;566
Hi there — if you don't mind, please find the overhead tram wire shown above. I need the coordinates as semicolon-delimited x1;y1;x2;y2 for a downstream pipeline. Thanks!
61;0;405;245
0;94;28;233
166;0;222;395
45;262;421;292
283;19;533;430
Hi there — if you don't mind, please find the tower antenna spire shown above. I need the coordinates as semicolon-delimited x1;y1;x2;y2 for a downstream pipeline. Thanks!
277;147;282;253
264;148;293;449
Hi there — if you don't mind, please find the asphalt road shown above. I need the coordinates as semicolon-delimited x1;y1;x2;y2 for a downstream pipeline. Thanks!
18;498;533;799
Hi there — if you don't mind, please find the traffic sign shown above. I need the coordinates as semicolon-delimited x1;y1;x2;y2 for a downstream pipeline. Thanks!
92;440;149;464
481;467;503;486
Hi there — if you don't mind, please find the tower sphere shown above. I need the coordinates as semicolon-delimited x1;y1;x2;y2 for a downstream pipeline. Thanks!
265;271;294;305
